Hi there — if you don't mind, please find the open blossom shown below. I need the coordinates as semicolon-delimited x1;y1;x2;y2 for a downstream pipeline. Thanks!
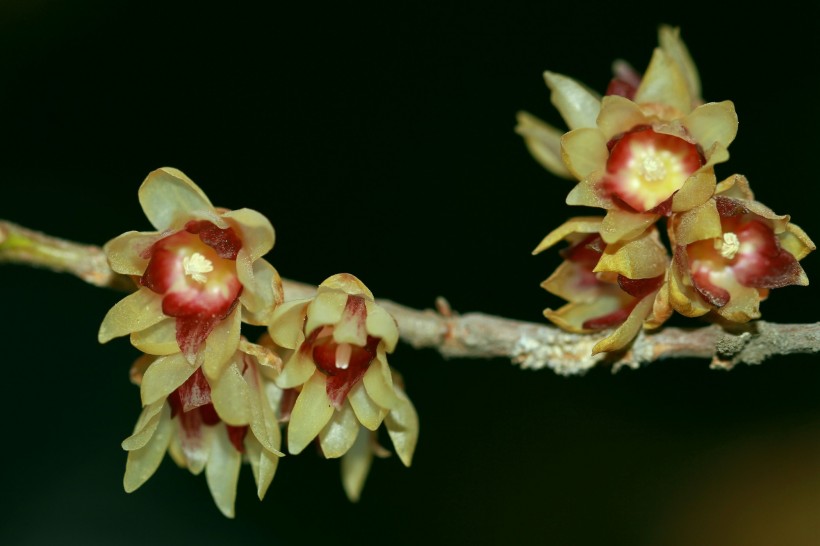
517;26;737;244
668;175;814;321
122;341;283;518
98;167;283;379
533;217;672;353
265;273;418;468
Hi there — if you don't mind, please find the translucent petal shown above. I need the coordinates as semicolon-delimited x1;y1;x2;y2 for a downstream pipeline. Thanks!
140;353;196;407
560;128;607;180
319;403;360;458
599;210;659;244
514;111;573;178
287;372;334;454
210;359;251;426
541;261;604;303
348;381;387;431
138;167;214;231
222;208;274;260
362;357;399;410
591;291;657;354
364;301;399;352
341;428;373;502
245;433;279;500
659;25;701;104
532;216;603;255
130;318;178;355
385;386;419;467
715;174;755;200
200;308;241;380
104;231;157;275
246;369;284;456
205;424;242;519
634;48;691;115
123;403;172;493
98;287;166;343
565;174;613;209
544;299;623;333
543;71;601;130
319;273;373;298
669;256;711;317
780;223;816;261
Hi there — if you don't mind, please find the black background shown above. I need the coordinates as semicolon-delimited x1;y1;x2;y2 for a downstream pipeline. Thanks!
2;2;820;545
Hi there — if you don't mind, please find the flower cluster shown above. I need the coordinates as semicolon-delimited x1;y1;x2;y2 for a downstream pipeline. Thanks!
518;26;814;353
100;169;417;516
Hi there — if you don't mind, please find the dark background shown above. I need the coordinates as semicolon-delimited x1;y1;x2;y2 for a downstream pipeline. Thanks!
2;2;819;545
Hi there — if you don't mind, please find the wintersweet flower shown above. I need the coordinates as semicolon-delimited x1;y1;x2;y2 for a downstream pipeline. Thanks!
668;175;814;322
533;217;672;353
517;26;737;243
122;341;283;518
98;167;283;379
265;273;418;465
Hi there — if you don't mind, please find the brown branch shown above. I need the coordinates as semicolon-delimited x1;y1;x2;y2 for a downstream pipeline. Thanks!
2;219;819;375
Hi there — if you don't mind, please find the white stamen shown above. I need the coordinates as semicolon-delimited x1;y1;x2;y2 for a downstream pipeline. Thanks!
335;343;352;370
183;252;213;284
715;232;740;260
640;153;667;182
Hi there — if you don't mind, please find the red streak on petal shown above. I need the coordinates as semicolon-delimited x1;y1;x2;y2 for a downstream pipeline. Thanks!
185;220;242;260
691;267;730;307
715;196;749;218
561;234;604;270
279;388;299;422
313;335;380;409
618;274;663;300
731;219;804;289
582;305;634;330
605;78;638;100
227;425;248;453
177;368;213;413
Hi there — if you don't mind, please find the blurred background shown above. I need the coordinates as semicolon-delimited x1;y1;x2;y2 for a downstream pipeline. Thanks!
2;2;819;545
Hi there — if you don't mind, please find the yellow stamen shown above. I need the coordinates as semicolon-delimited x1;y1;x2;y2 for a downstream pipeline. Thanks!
715;232;740;260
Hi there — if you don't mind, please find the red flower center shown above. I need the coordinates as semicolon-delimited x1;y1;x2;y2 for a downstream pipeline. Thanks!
605;127;703;212
141;220;243;359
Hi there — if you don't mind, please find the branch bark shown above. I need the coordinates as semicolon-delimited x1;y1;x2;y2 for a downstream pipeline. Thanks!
3;219;819;375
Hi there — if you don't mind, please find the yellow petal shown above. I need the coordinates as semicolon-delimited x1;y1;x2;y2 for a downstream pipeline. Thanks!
305;289;347;335
560;128;608;180
599;209;659;244
384;386;419;467
683;101;738;151
239;257;283;325
634;48;691;115
544;299;623;333
671;199;721;246
595;230;668;279
543;71;601;130
140;353;196;407
244;433;279;500
130;318;178;355
715;174;755;200
205;423;242;519
364;301;399;352
716;283;761;323
222;207;274;260
658;26;701;104
348;381;387;431
668;260;711;317
104;231;158;275
268;300;309;349
779;223;816;261
596;95;648;140
210;359;251;426
671;170;716;212
98;287;165;343
123;403;172;493
565;174;613;209
276;348;316;389
341;428;374;502
122;399;167;451
138;167;214;231
591;291;657;354
319;403;361;458
541;261;602;303
532;216;603;255
287;372;334;454
514;111;573;179
318;273;373;299
362;357;399;410
200;307;242;380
